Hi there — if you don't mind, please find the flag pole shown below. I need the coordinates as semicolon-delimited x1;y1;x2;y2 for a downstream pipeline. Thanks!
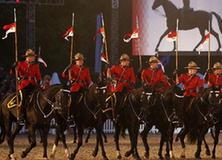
69;13;75;81
136;16;142;70
208;20;211;70
175;19;179;83
14;8;19;121
101;13;109;64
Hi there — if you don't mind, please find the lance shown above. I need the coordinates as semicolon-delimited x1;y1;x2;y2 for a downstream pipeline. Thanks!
69;13;75;81
14;8;20;121
175;19;179;83
136;16;142;70
207;20;211;70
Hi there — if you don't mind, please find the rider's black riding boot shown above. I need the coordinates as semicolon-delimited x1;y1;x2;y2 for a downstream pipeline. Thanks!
17;108;25;125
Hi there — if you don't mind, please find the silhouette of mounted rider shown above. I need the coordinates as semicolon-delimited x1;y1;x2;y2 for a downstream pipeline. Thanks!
179;0;194;29
152;0;222;51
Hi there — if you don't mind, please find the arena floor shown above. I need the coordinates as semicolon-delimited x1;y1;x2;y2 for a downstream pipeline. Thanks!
1;130;222;160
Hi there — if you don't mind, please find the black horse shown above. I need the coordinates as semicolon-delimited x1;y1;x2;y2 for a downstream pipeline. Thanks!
49;85;109;160
175;87;216;159
0;84;63;160
152;0;222;51
68;83;109;160
139;87;174;160
104;88;144;160
163;85;211;158
49;88;72;159
203;87;222;159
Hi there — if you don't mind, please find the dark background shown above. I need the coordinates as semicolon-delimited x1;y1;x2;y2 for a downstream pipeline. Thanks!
0;0;131;77
0;0;221;80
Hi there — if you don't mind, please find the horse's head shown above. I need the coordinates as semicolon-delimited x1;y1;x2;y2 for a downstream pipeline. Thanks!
202;87;222;107
88;81;110;113
140;87;160;116
152;0;163;10
54;88;71;116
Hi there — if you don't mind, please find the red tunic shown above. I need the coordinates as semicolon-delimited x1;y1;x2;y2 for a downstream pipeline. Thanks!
141;68;170;93
110;65;136;92
62;65;92;93
17;61;41;90
178;73;204;97
207;73;222;88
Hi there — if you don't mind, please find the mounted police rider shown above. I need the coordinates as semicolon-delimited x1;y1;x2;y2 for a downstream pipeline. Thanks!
17;49;42;125
177;61;204;111
62;53;93;126
107;53;136;122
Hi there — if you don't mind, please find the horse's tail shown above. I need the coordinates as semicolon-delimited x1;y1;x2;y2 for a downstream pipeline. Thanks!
187;128;199;144
0;105;5;144
212;12;222;33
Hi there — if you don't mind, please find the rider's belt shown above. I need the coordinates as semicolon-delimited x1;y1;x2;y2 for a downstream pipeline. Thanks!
22;77;35;81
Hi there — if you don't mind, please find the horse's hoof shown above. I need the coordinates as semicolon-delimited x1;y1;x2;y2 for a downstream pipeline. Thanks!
102;156;109;160
180;154;186;158
8;154;17;160
117;155;122;159
21;151;27;158
206;149;211;156
165;154;170;160
143;152;149;159
69;153;75;160
212;155;216;159
125;150;132;157
92;150;98;157
133;155;141;160
195;152;201;159
158;156;164;160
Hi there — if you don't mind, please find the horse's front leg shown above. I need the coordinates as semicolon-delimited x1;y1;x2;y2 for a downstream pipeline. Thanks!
126;124;140;160
21;124;37;158
140;124;152;159
92;128;99;157
41;125;50;158
169;126;175;159
155;28;170;51
85;127;93;143
97;125;108;160
5;121;16;160
69;126;83;160
203;135;210;156
179;126;189;158
50;127;60;159
158;134;164;160
114;122;122;159
212;126;220;159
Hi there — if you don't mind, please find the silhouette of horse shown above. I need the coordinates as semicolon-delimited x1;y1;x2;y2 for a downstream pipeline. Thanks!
0;84;63;160
152;0;222;51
